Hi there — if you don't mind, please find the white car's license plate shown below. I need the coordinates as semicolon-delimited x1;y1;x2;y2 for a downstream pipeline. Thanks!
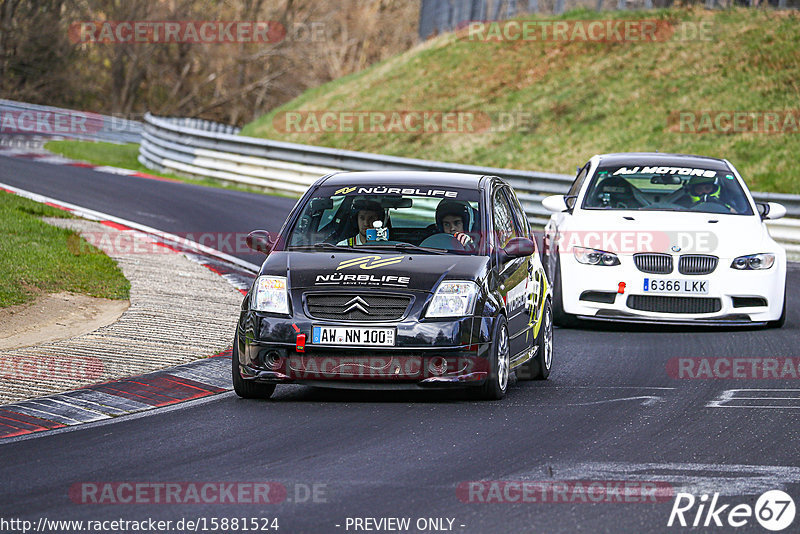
643;278;709;294
312;326;395;346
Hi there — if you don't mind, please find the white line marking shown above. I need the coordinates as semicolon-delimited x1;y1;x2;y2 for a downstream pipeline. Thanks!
535;462;800;496
566;395;664;406
707;389;800;408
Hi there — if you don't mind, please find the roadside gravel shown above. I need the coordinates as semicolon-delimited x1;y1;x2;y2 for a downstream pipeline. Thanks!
0;218;244;404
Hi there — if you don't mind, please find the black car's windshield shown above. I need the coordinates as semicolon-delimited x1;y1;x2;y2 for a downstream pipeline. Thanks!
582;165;754;215
286;185;483;254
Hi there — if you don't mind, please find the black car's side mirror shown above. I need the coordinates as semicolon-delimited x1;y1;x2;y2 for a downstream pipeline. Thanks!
501;237;535;261
246;230;275;254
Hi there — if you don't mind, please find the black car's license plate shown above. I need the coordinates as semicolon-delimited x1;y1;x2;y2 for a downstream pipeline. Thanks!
312;326;396;346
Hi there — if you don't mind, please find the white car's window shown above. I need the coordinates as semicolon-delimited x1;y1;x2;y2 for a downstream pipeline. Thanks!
582;165;754;215
568;163;590;198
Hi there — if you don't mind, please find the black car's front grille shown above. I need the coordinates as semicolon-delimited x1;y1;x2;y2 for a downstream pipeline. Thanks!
627;295;721;314
634;253;673;274
678;255;719;275
305;293;411;321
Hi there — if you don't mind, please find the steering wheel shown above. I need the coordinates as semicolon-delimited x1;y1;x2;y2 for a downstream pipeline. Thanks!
419;233;466;251
689;198;732;214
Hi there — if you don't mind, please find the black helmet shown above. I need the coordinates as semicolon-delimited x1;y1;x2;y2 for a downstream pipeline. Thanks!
435;200;470;232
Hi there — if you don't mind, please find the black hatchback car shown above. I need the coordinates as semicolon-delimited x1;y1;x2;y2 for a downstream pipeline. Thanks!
233;171;553;400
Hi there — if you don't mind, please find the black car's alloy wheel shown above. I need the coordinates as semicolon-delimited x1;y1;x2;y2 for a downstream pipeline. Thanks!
518;298;553;381
477;316;510;400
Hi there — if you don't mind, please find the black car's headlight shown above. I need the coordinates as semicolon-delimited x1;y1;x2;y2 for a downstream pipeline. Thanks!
730;253;775;270
573;246;620;266
252;275;289;313
425;281;478;318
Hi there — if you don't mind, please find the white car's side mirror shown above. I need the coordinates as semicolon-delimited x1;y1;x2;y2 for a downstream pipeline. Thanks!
759;202;787;221
542;195;568;213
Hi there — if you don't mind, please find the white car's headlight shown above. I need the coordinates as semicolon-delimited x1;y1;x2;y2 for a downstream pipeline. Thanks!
252;276;289;313
425;281;478;318
573;246;620;266
730;253;775;270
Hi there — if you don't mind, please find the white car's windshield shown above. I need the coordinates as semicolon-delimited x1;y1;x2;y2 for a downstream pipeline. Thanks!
582;165;754;215
286;185;483;254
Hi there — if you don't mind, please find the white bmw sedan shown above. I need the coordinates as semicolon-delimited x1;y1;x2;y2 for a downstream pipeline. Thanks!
542;153;787;328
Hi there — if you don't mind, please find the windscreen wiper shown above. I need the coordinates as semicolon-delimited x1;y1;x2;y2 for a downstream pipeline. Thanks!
362;243;448;255
291;243;354;252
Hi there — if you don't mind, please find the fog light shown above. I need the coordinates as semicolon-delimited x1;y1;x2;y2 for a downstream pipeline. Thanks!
264;351;282;369
429;357;448;376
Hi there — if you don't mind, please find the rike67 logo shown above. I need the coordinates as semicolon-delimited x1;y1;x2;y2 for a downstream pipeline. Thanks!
668;490;795;531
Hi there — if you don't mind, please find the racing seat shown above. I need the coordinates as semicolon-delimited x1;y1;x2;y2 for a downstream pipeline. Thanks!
592;177;649;209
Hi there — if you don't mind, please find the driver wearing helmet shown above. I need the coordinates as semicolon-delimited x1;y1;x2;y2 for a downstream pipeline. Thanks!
435;200;475;249
681;175;736;213
337;200;385;246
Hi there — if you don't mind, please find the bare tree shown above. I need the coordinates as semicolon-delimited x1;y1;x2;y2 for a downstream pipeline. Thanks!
0;0;421;125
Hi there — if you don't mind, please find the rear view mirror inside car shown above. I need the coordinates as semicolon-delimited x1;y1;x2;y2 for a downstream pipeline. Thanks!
650;175;682;185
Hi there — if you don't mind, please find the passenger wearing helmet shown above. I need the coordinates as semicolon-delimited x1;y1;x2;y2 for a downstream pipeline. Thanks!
435;200;475;249
337;200;385;246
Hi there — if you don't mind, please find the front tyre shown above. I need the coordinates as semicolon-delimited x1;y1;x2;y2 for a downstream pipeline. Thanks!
552;254;578;328
232;334;276;399
476;316;510;400
518;298;553;380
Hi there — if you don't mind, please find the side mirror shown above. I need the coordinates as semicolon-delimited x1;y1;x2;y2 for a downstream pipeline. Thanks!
542;195;568;213
758;202;786;221
246;230;275;254
502;237;536;260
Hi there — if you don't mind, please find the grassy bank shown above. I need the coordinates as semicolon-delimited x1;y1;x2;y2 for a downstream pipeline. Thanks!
0;192;130;307
241;8;800;194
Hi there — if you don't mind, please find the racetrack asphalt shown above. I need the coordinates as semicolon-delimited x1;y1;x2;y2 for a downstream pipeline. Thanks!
0;154;798;534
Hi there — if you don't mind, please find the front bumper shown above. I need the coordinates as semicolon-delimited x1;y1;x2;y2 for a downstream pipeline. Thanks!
560;254;786;324
236;309;494;389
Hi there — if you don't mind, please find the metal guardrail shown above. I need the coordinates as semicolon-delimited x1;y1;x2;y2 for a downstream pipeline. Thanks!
138;112;800;258
0;99;142;144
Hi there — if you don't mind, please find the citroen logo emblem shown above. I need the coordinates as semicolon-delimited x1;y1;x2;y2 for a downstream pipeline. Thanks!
671;245;681;252
343;296;370;315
